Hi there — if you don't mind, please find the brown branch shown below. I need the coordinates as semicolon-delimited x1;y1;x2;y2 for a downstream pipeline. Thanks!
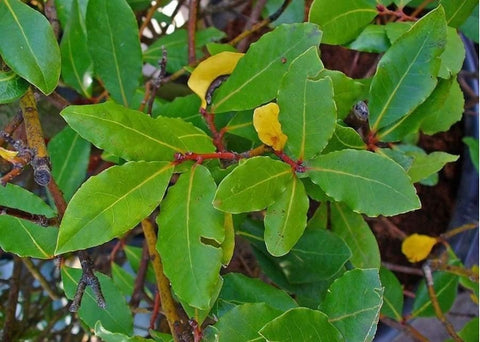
441;222;478;240
380;315;429;342
20;87;51;186
422;263;463;341
429;259;479;283
0;205;58;227
44;0;60;39
237;0;267;52
0;111;23;146
382;261;424;276
187;0;199;64
2;256;22;342
47;177;68;221
139;1;163;38
129;240;150;308
142;218;191;342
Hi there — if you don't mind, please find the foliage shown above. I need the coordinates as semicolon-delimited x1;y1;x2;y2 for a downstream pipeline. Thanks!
0;0;477;341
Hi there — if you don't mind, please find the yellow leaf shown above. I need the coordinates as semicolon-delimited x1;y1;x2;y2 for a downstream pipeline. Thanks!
187;51;244;109
0;147;18;162
401;233;438;263
253;102;288;151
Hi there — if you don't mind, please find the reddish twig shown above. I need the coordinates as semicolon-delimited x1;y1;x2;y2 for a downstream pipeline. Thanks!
129;241;150;308
149;291;161;330
0;205;57;227
187;0;199;64
376;4;417;22
273;150;305;172
2;257;22;342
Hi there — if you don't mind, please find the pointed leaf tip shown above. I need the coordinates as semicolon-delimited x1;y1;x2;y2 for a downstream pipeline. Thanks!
253;102;288;151
187;51;244;109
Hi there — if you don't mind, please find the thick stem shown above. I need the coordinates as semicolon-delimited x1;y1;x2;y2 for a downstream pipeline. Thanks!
422;263;463;341
20;87;51;186
142;218;190;341
2;257;22;342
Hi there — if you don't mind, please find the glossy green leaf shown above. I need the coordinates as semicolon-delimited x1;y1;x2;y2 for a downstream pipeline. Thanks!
211;23;322;113
56;161;174;254
263;0;305;26
412;270;459;317
144;28;226;73
203;303;282;342
419;77;464;135
224;110;258;142
0;0;60;94
218;273;298;311
61;102;213;161
369;7;447;131
349;24;390;53
463;137;479;171
308;0;377;45
86;0;142;107
307;149;421;216
60;0;93;98
0;70;29;103
265;177;309;256
126;0;153;11
331;202;380;268
157;164;224;309
278;47;336;160
438;27;465;79
111;263;135;296
378;77;463;140
62;266;133;335
384;22;412;43
407;151;458;183
273;229;351;283
0;184;57;257
379;267;404;321
94;322;151;342
259;308;343;342
149;330;173;342
0;216;58;258
322;124;366;153
213;157;293;213
221;213;235;265
48;126;90;201
320;268;383;342
54;0;74;28
441;0;478;27
153;94;206;130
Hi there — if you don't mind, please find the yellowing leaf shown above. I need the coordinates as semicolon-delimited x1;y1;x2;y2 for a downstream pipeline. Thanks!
253;102;288;151
401;233;439;263
0;147;18;162
187;51;244;109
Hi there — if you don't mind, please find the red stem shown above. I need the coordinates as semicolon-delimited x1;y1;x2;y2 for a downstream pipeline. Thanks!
273;150;305;173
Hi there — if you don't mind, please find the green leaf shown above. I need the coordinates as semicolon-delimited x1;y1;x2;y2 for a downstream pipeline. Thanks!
213;157;293;213
322;124;366;153
306;149;421;216
157;165;224;309
144;28;226;73
419;77;464;135
61;102;213;161
153;94;206;130
217;273;298;312
385;22;412;43
111;263;135;296
263;0;305;26
272;229;351;283
378;76;463;140
94;321;152;342
412;270;459;317
48;126;91;201
224;110;258;142
308;0;377;45
349;25;390;53
86;0;142;107
0;184;57;258
440;0;478;27
0;0;60;94
320;268;383;342
56;161;173;254
459;5;479;42
330;202;380;269
124;245;156;284
212;23;322;113
407;151;458;183
0;70;29;104
203;303;282;342
259;308;344;342
278;47;336;160
62;266;133;335
379;267;404;321
221;213;235;265
463;137;479;171
265;177;309;256
438;27;465;79
0;183;56;217
60;0;94;98
369;6;447;131
321;70;368;120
